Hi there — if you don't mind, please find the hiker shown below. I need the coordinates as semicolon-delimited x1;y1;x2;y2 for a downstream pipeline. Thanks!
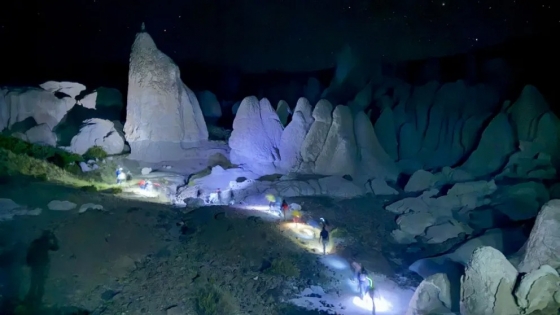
116;167;126;184
281;200;290;219
25;231;59;305
319;225;329;255
266;194;276;210
292;208;302;226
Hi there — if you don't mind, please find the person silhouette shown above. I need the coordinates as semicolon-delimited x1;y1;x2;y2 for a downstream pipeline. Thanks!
25;230;59;305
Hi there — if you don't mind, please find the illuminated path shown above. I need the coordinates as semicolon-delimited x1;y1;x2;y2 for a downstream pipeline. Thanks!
278;222;414;314
230;204;414;313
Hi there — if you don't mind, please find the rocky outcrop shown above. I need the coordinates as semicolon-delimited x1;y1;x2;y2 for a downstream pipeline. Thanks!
460;246;519;315
515;265;560;313
314;105;357;176
25;124;57;146
0;87;76;131
124;25;207;160
518;199;560;273
387;180;496;244
39;81;86;99
229;96;284;174
406;273;453;315
299;100;333;172
278;98;314;172
65;118;125;155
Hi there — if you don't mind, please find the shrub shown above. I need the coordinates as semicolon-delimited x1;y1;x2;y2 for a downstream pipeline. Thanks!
268;257;301;278
0;134;82;166
194;285;239;315
83;146;108;159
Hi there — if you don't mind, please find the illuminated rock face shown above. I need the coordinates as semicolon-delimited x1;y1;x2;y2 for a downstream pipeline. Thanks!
124;28;207;160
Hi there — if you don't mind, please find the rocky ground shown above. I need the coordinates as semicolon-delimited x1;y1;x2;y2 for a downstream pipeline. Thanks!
0;174;422;315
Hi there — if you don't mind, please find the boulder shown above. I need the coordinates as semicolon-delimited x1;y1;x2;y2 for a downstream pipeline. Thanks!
354;111;400;183
518;199;560;273
124;26;208;160
0;87;76;131
66;118;125;155
229;97;283;174
314;105;357;176
460;246;519;315
515;265;560;313
47;200;77;211
405;273;453;315
39;81;86;99
197;90;222;118
276;100;290;126
278;98;314;172
25;123;57;146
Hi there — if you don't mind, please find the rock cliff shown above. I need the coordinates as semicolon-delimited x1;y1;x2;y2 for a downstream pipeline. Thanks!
124;25;207;161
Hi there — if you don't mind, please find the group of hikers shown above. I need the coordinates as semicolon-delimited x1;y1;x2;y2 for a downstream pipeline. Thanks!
266;194;377;314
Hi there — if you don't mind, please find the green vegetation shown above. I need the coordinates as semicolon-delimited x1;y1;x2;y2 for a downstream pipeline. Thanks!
0;134;82;168
0;135;121;192
83;146;108;160
267;257;301;278
194;285;239;315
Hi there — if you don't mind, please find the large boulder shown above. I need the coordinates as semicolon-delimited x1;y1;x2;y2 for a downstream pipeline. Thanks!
229;96;284;174
0;87;76;131
514;265;560;313
25;124;57;146
406;273;453;315
124;26;208;160
66;118;125;155
460;246;519;315
518;199;560;273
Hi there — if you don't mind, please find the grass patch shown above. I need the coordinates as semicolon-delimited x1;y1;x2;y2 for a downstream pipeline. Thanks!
267;257;301;278
0;148;116;191
83;146;108;160
0;134;82;167
194;285;239;315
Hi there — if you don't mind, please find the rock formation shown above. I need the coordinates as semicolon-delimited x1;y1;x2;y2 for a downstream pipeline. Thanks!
460;246;519;315
518;199;560;273
65;118;125;155
278;97;314;172
405;273;453;315
0;87;76;131
229;96;284;174
124;24;207;161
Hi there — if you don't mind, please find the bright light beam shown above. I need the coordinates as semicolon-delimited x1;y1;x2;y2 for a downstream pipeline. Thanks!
352;293;393;313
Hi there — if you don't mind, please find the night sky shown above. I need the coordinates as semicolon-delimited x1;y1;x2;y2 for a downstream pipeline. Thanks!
1;0;557;74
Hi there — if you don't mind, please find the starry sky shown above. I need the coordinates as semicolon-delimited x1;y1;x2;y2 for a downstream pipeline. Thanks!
0;0;557;74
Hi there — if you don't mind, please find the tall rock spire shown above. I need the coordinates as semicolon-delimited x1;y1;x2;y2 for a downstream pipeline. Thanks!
141;22;146;32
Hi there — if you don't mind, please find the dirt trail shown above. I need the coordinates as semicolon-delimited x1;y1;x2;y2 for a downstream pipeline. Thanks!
276;218;414;314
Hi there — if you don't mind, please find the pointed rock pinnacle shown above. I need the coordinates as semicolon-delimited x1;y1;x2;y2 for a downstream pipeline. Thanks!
141;22;146;32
